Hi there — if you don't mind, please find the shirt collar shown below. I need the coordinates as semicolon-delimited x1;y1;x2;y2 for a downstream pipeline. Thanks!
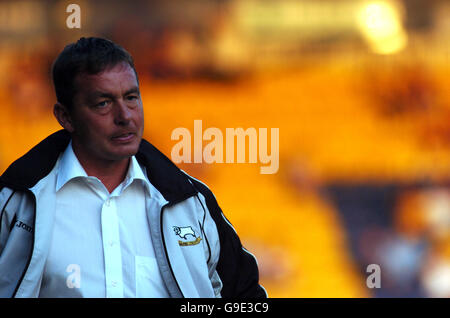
56;140;152;195
122;155;152;194
56;140;88;192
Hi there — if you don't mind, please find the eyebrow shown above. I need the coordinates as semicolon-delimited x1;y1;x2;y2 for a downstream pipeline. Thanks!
90;87;140;99
124;87;140;96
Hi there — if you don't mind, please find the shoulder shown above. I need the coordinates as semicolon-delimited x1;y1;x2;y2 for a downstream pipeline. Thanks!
183;172;219;203
0;130;70;191
179;170;223;216
0;187;15;208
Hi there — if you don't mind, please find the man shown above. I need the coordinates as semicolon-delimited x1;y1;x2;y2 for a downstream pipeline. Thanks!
0;37;266;298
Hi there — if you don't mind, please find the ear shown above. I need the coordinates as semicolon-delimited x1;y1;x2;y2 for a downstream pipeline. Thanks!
53;103;75;133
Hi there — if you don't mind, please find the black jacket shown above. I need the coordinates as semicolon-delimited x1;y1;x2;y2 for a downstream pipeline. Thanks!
0;129;267;298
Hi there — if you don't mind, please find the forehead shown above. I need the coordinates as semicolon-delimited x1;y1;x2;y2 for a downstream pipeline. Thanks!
74;63;138;96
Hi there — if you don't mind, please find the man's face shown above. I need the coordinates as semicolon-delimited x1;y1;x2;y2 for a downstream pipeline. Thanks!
66;62;144;164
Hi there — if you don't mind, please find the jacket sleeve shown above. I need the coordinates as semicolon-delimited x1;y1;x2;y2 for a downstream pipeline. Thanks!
0;187;16;253
0;187;36;298
188;177;267;298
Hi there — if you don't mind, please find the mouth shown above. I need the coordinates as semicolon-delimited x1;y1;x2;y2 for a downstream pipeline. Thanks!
111;132;136;143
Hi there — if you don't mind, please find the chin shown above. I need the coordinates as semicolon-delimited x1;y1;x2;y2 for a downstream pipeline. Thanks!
111;144;140;160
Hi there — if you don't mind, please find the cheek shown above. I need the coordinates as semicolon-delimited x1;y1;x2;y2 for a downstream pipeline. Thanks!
73;114;112;141
134;107;145;130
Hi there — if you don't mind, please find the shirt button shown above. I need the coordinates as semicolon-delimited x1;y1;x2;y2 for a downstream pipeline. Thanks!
105;199;111;207
111;280;117;287
108;240;115;247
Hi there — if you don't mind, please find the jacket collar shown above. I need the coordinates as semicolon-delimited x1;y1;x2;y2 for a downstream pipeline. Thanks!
0;129;196;203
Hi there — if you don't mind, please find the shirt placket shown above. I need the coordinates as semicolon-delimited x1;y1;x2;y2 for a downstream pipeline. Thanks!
101;197;124;298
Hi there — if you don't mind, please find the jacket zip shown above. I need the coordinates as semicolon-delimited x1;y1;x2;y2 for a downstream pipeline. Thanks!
159;192;198;298
159;202;184;298
12;189;36;297
195;195;211;265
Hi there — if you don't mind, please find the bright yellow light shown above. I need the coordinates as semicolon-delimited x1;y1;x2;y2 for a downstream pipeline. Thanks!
357;1;408;54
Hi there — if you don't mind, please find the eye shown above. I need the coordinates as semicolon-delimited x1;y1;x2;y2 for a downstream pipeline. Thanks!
126;95;138;101
96;100;110;108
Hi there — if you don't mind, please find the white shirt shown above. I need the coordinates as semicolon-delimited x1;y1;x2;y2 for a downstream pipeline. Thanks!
39;141;170;298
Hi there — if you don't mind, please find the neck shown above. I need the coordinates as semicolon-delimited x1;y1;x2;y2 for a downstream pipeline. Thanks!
84;159;130;193
71;145;130;194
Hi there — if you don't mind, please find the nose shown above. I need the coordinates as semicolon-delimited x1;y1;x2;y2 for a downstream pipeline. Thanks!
114;100;132;126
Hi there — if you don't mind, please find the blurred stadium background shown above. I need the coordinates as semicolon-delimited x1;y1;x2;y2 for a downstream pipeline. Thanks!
0;0;449;297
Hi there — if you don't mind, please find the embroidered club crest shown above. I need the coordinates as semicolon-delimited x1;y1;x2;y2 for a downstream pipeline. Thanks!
173;226;202;246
